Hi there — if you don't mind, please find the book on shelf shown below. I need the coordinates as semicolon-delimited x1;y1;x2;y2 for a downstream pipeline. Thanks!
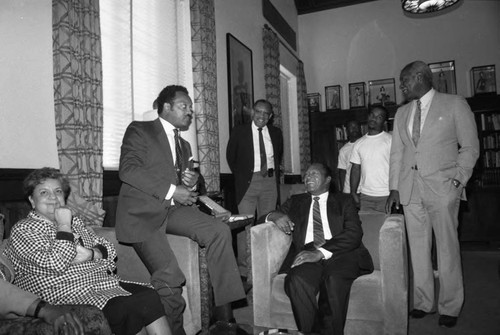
480;113;500;131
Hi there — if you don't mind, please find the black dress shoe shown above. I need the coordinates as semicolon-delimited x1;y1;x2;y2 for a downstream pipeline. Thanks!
410;309;435;319
439;315;458;328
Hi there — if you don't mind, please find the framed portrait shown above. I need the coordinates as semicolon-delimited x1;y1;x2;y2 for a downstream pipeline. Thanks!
471;65;496;96
368;78;396;106
307;93;321;112
325;85;342;111
227;33;254;131
428;60;457;94
349;82;366;109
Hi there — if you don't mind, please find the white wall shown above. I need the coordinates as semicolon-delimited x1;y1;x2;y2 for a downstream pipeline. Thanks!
298;0;500;109
215;0;298;173
0;0;58;168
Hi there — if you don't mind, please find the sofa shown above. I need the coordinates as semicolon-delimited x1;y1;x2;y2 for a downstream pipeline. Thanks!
0;221;202;335
251;212;408;335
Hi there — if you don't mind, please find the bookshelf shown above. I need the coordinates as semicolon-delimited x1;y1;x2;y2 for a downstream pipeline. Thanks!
469;95;500;188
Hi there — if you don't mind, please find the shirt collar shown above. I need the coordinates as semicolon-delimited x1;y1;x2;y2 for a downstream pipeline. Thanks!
252;122;267;131
311;191;329;201
159;117;177;134
418;88;435;109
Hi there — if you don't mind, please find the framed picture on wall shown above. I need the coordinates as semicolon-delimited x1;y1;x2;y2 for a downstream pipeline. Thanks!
471;65;496;96
349;82;366;109
307;93;321;112
227;33;254;131
368;78;396;106
428;60;457;94
325;85;342;111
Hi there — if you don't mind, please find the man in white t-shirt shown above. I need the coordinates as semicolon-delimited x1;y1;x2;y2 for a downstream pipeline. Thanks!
337;120;362;194
350;106;392;213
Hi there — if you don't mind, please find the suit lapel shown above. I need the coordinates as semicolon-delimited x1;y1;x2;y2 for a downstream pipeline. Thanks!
153;119;175;167
402;102;417;149
296;195;312;247
420;92;441;141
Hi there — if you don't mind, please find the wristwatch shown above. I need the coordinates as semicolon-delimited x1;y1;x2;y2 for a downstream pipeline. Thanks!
452;179;461;188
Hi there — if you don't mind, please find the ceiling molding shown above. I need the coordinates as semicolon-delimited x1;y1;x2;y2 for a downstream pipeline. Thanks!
294;0;377;15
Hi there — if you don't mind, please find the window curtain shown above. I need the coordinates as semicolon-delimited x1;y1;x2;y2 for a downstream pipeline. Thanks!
297;61;311;175
263;26;282;129
190;0;219;193
52;0;105;226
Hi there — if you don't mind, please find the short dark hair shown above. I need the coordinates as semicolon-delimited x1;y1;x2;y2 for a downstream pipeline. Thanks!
156;85;189;115
253;99;273;112
23;167;71;201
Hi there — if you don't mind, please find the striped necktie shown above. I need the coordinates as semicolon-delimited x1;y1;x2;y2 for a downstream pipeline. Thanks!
313;196;325;248
174;129;183;185
412;99;422;146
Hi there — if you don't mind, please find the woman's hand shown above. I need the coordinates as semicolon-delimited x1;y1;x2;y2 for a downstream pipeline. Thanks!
72;245;93;264
38;304;85;335
54;207;73;233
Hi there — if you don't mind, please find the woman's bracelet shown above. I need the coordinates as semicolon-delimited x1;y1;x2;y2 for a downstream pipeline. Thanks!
90;248;95;261
34;300;48;318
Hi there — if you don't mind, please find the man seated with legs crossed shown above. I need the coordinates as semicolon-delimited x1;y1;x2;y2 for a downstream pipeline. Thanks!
262;163;373;335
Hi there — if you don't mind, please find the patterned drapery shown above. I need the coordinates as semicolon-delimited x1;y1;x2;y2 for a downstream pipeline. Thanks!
263;27;282;129
190;0;219;193
52;0;105;226
297;61;311;175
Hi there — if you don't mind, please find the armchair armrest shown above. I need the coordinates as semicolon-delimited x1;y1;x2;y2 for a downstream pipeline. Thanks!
251;222;291;326
379;214;408;335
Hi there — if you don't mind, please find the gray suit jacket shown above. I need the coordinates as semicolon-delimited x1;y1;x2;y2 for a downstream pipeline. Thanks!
389;91;479;205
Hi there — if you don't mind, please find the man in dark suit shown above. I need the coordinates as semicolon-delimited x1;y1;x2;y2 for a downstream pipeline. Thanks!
115;85;246;335
226;99;283;275
264;163;373;335
386;61;479;328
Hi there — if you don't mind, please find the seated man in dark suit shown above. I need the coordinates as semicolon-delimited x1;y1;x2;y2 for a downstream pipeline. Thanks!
264;163;373;335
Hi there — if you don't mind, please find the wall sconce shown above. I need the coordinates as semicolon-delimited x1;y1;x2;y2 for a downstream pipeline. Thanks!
402;0;462;16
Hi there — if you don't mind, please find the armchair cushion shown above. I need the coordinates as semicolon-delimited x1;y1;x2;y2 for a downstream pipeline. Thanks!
251;213;408;335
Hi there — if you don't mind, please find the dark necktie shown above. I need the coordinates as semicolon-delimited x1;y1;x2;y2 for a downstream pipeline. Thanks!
412;100;422;146
258;127;267;177
174;129;183;185
313;196;325;248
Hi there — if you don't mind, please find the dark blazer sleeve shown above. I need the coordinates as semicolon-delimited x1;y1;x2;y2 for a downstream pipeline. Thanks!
321;194;363;257
119;121;174;201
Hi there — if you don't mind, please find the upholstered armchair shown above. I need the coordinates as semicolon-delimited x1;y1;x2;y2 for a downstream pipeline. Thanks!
93;227;202;335
251;212;408;335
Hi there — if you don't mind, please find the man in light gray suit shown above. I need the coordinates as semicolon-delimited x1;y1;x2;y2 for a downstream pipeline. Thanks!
386;61;479;329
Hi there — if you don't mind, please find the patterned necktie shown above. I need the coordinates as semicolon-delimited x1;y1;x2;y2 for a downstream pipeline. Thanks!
313;196;325;248
258;127;267;177
174;129;183;185
412;100;422;146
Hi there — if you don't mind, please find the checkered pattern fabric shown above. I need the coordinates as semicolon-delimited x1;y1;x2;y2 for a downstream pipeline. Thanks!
4;212;131;309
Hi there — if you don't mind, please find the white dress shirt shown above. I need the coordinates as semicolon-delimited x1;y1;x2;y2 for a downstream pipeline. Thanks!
251;122;275;172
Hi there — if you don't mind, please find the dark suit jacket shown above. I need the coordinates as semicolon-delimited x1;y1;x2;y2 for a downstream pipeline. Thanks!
226;123;283;206
265;192;373;274
115;119;192;243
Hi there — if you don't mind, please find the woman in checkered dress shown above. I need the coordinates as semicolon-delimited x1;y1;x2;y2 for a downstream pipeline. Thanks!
4;168;172;335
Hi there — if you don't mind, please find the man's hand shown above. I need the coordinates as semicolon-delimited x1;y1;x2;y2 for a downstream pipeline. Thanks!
385;190;400;214
72;245;92;264
172;185;198;206
351;193;360;209
55;207;73;233
182;169;199;189
272;214;295;235
38;304;85;335
291;250;323;268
